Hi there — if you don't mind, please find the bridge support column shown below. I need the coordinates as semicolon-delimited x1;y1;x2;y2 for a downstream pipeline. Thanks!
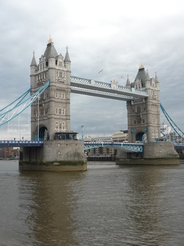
116;142;179;165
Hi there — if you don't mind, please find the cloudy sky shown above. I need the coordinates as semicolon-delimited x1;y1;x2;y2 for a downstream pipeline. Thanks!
0;0;184;140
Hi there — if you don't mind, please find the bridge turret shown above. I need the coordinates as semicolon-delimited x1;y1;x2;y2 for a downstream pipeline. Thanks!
64;46;71;72
30;51;37;89
145;70;151;88
126;75;131;88
127;65;160;143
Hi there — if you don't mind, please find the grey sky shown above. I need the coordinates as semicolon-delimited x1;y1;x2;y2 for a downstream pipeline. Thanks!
0;0;184;139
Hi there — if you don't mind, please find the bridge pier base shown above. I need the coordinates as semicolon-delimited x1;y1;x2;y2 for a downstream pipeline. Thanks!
19;140;87;171
116;142;179;165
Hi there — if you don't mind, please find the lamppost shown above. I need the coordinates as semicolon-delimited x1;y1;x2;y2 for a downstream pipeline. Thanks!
38;96;39;141
81;125;84;141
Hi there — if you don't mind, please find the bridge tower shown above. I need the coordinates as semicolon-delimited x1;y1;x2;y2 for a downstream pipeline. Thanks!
30;37;71;141
126;65;160;143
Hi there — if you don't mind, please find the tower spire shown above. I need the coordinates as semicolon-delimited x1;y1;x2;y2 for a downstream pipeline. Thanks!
64;46;71;62
31;51;37;66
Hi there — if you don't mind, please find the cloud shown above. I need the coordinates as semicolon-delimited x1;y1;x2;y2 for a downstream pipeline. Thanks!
0;0;184;139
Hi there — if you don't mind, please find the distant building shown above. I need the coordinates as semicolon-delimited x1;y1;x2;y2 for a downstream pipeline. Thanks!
111;130;128;142
160;121;171;136
0;147;19;159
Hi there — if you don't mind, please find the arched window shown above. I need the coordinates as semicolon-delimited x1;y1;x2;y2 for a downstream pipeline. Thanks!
137;106;141;113
62;122;65;130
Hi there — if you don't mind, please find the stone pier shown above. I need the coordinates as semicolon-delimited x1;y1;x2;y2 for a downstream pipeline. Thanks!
116;142;179;165
19;140;87;171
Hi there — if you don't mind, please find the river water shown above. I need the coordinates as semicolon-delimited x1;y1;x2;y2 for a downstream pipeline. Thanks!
0;160;184;246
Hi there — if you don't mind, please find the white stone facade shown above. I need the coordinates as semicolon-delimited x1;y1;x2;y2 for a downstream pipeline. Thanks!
30;38;71;140
126;65;160;143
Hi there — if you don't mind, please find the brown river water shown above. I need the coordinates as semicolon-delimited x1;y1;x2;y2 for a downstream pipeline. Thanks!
0;160;184;246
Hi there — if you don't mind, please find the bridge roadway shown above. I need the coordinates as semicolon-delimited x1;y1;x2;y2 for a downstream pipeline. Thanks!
0;140;43;147
0;140;183;152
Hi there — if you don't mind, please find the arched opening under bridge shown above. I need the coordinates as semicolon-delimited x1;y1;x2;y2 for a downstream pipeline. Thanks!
39;126;48;141
136;132;144;142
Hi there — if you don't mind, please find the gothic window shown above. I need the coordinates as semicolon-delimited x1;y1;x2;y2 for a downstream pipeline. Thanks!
55;93;58;98
62;122;65;130
62;108;65;115
137;106;141;113
142;119;145;124
55;121;58;131
134;120;136;125
59;109;61;115
56;108;58;114
63;93;65;99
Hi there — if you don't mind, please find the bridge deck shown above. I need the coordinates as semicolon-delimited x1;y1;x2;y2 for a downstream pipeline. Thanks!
0;140;43;147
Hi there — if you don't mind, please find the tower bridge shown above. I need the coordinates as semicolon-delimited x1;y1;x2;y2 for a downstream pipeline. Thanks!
0;37;181;169
30;38;160;144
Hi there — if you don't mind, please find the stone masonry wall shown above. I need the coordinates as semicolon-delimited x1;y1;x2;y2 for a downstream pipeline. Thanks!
143;142;179;159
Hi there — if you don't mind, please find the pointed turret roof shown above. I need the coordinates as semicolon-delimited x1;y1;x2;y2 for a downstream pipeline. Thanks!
44;37;58;60
64;46;71;62
145;69;150;81
134;64;149;87
126;75;131;86
31;51;37;66
155;72;159;83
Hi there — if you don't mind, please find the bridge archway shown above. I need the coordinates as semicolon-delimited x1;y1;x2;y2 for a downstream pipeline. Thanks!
39;126;48;141
136;132;144;142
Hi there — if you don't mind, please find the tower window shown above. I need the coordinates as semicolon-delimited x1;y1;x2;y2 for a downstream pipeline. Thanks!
62;122;65;130
137;106;141;113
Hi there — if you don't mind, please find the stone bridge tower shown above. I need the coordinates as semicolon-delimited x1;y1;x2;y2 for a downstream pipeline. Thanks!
126;65;160;143
30;37;71;141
